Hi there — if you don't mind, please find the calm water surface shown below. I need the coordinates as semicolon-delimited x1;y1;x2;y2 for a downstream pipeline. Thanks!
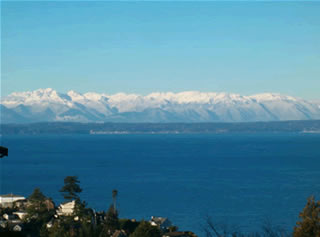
1;133;320;235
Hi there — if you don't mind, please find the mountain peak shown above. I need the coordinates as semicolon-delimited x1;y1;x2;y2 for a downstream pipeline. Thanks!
67;90;86;101
1;89;319;123
250;93;299;102
37;88;55;93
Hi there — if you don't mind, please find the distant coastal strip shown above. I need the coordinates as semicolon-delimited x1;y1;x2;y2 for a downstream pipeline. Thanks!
1;120;320;135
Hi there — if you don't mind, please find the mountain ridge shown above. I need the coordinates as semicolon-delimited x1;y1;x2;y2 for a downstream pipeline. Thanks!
1;88;320;123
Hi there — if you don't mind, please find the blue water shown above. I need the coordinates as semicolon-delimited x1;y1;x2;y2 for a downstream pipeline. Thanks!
1;133;320;235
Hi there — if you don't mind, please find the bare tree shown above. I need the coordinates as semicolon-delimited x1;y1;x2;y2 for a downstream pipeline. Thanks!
203;215;291;237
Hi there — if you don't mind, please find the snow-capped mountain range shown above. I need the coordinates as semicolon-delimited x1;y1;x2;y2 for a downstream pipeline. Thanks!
1;88;320;123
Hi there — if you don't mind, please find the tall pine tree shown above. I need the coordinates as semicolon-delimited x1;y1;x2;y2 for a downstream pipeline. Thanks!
60;176;82;201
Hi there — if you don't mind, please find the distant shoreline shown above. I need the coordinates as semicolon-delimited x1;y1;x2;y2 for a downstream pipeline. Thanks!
1;120;320;135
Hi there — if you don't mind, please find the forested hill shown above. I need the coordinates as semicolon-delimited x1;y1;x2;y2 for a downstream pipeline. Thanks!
1;120;320;135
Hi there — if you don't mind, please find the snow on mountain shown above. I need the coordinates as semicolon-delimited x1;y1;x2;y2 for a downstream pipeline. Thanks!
1;88;320;123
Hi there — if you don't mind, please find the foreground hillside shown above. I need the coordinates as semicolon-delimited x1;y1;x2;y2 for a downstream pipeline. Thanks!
0;176;198;237
1;88;320;123
1;176;319;236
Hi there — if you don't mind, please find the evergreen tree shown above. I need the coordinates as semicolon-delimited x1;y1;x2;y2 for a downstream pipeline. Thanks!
60;176;82;201
130;221;161;237
27;188;50;216
294;196;320;237
27;188;49;213
29;187;46;203
25;188;55;235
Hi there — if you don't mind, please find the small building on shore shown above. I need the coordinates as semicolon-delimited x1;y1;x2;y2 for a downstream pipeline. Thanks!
3;213;17;221
150;216;173;231
56;200;76;216
0;194;26;208
12;224;23;232
13;211;28;220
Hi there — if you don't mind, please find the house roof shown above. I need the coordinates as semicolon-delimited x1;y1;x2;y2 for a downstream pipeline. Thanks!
13;211;27;215
151;216;169;225
163;232;191;237
14;199;27;202
0;194;25;198
60;200;76;205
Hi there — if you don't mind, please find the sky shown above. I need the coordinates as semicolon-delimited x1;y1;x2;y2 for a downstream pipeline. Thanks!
1;1;320;99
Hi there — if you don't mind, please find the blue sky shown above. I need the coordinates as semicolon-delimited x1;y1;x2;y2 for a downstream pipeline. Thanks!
1;1;320;99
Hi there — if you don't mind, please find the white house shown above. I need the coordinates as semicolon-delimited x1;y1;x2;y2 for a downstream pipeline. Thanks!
13;224;23;232
56;200;76;216
0;220;7;228
13;211;28;220
0;194;26;207
46;220;53;229
150;216;173;230
3;213;19;220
